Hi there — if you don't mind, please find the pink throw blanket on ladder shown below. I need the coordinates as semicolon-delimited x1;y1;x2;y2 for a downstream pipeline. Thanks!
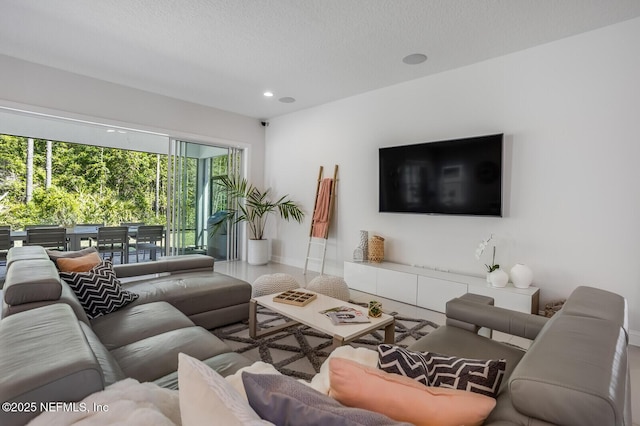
312;178;333;238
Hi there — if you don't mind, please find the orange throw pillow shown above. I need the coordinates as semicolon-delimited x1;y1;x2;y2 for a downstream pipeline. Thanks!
56;252;102;272
329;357;496;426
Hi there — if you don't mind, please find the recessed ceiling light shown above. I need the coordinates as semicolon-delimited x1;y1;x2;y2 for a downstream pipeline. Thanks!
279;97;296;103
263;91;274;97
402;53;427;65
107;129;116;133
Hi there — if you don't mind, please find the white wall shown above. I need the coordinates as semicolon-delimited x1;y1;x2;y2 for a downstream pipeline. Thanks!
265;17;640;342
0;54;266;187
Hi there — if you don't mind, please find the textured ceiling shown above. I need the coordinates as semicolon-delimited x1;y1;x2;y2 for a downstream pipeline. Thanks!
1;0;640;119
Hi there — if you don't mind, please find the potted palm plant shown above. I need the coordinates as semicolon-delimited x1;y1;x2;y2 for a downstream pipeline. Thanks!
216;175;304;265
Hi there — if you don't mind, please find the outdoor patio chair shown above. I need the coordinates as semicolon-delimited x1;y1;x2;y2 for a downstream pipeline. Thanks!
133;225;164;262
76;223;104;247
96;226;129;264
0;226;12;266
121;222;145;245
25;227;67;251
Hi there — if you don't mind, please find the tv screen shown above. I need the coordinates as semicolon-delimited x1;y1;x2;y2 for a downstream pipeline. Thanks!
379;134;503;216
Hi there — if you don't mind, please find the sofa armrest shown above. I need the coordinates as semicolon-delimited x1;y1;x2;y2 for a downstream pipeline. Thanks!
508;315;629;426
113;254;214;278
446;297;549;340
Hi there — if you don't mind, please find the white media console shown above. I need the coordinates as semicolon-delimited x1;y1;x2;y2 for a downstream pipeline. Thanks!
344;260;539;314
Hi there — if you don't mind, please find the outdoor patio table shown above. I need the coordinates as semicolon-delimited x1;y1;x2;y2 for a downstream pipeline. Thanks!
10;226;144;252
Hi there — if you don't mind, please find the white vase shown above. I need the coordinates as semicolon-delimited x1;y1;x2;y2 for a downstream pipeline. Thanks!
489;269;509;288
510;263;533;288
247;239;269;265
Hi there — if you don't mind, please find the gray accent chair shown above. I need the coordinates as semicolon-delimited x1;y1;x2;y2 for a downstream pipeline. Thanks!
409;286;630;426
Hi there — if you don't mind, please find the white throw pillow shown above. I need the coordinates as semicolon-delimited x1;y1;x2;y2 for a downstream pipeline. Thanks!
307;345;379;394
224;361;282;399
177;353;273;426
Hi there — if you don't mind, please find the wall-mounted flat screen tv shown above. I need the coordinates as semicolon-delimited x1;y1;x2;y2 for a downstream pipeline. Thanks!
379;133;503;216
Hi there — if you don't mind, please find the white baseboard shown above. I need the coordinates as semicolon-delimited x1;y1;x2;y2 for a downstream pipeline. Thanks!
629;329;640;347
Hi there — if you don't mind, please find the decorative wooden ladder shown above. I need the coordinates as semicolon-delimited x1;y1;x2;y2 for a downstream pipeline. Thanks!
303;165;338;275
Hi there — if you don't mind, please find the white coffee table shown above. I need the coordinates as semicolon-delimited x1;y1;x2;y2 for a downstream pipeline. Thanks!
249;289;395;349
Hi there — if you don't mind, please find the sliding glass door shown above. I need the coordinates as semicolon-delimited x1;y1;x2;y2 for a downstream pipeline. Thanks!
168;140;241;260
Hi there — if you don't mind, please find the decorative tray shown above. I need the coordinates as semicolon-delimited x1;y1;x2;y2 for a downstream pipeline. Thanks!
272;290;317;307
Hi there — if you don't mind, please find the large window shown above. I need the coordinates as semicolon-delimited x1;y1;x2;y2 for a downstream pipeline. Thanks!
0;134;167;228
0;108;243;260
168;140;242;260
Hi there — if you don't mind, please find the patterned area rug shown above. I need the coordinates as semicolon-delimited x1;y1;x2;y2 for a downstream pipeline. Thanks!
211;306;439;381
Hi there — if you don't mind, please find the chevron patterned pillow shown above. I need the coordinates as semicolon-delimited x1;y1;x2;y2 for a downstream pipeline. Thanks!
377;344;430;385
377;344;506;398
422;351;506;398
60;260;138;319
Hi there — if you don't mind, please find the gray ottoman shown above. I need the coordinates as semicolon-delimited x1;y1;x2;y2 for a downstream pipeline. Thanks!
252;273;300;297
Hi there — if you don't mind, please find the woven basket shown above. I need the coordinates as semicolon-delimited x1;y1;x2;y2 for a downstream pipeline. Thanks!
368;235;385;263
544;299;566;318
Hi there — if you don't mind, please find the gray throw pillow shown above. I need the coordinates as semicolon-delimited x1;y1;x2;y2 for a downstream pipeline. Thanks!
47;246;98;262
242;372;411;426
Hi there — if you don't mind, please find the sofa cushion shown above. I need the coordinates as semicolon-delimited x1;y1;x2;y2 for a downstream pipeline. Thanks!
123;271;251;316
508;315;628;426
178;353;272;426
242;371;410;426
56;251;102;272
0;304;104;426
4;258;62;305
78;322;127;386
329;357;496;426
111;327;232;383
2;280;91;324
6;245;49;269
60;260;138;319
156;352;254;390
90;301;194;350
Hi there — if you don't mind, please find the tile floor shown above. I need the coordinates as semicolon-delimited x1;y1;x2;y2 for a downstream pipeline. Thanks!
215;260;639;425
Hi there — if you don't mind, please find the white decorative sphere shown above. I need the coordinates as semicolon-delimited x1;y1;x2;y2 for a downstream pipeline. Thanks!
510;263;533;289
489;269;509;288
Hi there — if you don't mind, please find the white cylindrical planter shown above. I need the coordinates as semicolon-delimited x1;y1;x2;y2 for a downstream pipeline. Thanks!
248;239;269;265
489;269;509;288
510;263;533;288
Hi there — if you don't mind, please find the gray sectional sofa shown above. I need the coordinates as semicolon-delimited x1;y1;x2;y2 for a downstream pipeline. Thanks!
0;246;254;426
409;286;631;426
1;245;631;425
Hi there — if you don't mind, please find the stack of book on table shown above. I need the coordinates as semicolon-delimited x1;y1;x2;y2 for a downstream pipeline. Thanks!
320;306;370;325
